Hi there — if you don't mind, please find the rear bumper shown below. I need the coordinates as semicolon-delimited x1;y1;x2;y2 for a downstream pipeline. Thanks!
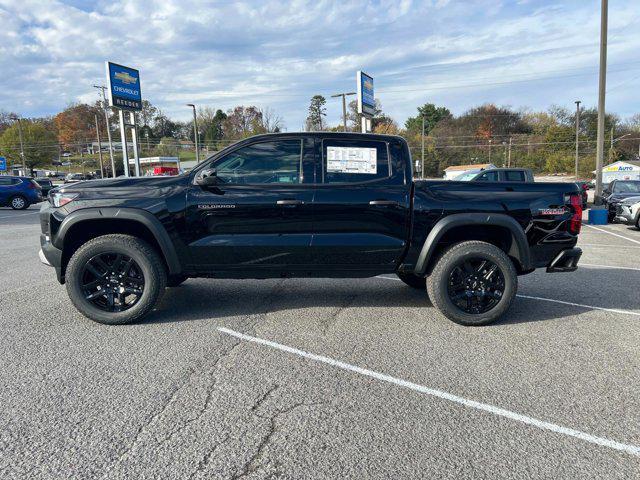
39;234;64;283
546;248;582;273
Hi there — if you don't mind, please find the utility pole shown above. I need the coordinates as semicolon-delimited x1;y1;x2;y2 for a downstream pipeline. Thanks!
331;92;356;132
93;85;116;178
488;139;492;163
507;137;512;167
187;104;200;163
574;100;581;179
595;0;608;204
94;114;105;178
14;117;25;171
421;115;425;179
610;126;614;150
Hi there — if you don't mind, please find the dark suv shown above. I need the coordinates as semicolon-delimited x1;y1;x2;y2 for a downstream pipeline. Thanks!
0;176;43;209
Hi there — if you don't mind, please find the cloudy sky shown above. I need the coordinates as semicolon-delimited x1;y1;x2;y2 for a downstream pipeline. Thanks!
1;0;639;129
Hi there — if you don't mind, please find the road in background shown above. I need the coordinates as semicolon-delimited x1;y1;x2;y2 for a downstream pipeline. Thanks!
0;210;638;479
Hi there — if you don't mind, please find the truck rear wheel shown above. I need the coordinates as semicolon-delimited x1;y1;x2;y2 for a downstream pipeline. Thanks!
426;241;517;326
66;234;167;325
396;272;426;289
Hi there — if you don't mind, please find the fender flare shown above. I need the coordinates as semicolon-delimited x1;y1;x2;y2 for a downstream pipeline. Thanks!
54;207;182;274
414;213;532;275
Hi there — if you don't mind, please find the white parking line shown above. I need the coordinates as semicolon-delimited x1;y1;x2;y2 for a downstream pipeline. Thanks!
583;224;640;246
376;276;640;317
579;243;640;249
581;263;640;271
218;327;640;457
0;211;40;220
516;295;640;317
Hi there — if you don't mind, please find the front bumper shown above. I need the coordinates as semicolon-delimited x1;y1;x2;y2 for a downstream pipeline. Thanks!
546;247;582;273
614;205;634;224
39;234;64;283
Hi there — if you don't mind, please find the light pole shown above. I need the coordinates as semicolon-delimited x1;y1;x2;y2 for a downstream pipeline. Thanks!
93;85;116;178
595;0;608;204
187;104;200;163
574;100;581;178
94;114;105;178
330;92;356;132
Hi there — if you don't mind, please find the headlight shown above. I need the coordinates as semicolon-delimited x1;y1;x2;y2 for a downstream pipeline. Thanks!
50;192;79;207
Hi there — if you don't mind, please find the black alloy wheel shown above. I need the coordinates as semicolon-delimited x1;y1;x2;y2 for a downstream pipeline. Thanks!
447;258;505;314
80;253;145;312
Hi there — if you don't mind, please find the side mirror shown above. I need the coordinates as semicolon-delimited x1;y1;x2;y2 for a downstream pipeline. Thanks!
196;168;218;186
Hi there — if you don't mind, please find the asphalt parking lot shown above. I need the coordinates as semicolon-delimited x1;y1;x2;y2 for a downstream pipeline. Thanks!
0;206;639;479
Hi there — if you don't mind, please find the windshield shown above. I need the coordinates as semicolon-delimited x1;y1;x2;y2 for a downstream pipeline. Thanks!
455;172;481;181
613;181;640;193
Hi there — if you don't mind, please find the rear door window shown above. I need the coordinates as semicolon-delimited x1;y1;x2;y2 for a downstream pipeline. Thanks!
0;178;13;186
322;139;390;184
503;170;525;182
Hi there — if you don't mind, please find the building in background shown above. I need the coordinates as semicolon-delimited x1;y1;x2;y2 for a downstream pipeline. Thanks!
128;157;180;176
595;160;640;184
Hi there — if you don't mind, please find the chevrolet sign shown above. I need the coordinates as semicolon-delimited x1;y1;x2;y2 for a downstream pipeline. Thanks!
106;62;142;110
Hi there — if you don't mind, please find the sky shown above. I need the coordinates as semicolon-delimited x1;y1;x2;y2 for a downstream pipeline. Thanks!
1;0;639;130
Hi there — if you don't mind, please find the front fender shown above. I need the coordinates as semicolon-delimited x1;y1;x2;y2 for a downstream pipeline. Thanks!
414;213;532;275
54;207;182;275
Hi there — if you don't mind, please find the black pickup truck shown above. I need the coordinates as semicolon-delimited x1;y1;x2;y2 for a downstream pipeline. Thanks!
39;133;583;326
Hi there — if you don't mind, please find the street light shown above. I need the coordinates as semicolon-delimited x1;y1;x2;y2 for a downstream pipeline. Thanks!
330;92;356;132
186;104;200;163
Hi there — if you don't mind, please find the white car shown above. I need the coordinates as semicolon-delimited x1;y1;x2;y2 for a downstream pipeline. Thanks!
614;196;640;228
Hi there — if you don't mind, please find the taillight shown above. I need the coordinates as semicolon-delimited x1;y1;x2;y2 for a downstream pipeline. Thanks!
568;193;582;234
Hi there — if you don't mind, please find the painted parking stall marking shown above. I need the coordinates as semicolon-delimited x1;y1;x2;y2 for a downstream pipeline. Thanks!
583;224;640;246
218;327;640;457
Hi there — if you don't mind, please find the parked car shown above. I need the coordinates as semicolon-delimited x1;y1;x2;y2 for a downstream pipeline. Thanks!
0;176;43;209
34;179;55;196
602;180;640;221
455;168;534;182
614;196;640;229
39;133;583;326
64;173;93;184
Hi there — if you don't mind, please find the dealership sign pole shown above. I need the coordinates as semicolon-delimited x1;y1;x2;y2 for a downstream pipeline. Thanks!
105;62;143;177
356;71;375;133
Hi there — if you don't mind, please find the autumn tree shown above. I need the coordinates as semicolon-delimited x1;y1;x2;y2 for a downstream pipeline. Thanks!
54;103;102;151
224;106;263;139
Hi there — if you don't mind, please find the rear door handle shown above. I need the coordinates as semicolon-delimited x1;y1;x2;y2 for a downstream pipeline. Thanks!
276;199;304;206
369;200;398;206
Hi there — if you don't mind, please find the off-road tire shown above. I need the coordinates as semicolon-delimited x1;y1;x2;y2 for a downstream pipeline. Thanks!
396;272;426;289
66;234;167;325
426;241;517;326
10;195;29;210
166;274;189;287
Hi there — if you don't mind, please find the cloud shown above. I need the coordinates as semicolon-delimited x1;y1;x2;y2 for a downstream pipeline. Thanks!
1;0;639;128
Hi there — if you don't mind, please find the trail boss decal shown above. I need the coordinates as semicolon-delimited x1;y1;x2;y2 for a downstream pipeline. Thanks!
539;208;565;215
198;204;236;210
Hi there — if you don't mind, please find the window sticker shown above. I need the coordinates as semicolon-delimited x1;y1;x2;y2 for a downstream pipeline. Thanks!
326;146;377;174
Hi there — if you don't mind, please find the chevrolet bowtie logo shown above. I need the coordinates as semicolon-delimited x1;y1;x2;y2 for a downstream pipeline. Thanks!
115;71;137;85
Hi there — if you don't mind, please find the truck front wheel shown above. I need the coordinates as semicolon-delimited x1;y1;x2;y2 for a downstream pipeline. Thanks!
426;241;517;326
65;234;167;325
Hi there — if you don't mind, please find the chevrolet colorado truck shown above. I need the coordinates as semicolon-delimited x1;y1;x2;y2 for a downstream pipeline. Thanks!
38;133;583;326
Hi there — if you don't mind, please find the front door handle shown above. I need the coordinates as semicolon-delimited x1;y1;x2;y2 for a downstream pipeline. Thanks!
369;200;398;206
276;199;304;206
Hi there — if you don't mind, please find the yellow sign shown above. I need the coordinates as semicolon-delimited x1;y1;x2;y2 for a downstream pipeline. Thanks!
114;71;137;85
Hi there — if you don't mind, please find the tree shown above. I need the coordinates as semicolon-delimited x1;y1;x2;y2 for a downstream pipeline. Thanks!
345;99;384;132
0;120;58;174
405;103;452;135
139;100;159;128
152;111;180;138
224;106;263;139
204;109;227;147
259;107;284;133
0;111;18;136
305;95;327;131
54;103;102;151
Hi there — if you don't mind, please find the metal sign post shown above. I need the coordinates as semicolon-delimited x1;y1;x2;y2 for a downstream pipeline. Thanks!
118;110;131;177
129;111;141;177
356;71;375;133
106;61;143;177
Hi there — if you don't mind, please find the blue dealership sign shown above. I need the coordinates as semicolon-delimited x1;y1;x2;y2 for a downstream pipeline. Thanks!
0;156;6;171
106;62;142;110
357;71;375;116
